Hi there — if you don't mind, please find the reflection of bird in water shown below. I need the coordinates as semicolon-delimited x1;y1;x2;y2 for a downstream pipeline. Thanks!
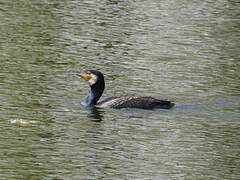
74;70;174;110
88;108;103;122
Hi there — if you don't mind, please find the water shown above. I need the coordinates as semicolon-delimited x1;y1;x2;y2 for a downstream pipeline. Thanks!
0;0;239;179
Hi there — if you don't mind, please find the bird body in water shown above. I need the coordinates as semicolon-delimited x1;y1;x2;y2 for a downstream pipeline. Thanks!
74;70;174;109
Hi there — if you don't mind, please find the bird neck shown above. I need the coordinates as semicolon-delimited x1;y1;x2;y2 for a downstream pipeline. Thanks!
82;80;105;107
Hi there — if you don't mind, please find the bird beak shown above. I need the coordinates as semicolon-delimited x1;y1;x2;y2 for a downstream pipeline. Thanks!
74;70;93;81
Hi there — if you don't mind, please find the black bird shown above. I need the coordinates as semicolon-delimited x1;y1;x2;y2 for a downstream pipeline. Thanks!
74;70;174;109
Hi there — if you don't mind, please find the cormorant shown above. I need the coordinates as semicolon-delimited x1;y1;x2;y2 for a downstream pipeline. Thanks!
74;70;174;109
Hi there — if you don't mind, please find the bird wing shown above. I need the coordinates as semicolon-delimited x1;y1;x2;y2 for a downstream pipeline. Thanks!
96;94;174;109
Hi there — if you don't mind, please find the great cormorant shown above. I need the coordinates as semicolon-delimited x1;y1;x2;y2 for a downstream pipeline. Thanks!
74;70;174;109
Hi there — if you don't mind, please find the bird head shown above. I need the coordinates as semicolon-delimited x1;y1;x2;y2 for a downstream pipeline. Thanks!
74;70;104;86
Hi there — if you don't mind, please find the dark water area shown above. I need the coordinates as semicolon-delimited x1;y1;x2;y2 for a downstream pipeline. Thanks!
0;0;239;179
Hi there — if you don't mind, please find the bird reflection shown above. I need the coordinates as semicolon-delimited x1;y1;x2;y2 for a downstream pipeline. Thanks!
88;107;104;122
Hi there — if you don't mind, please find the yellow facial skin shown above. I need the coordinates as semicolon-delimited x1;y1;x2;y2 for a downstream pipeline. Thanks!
76;71;98;85
77;72;94;81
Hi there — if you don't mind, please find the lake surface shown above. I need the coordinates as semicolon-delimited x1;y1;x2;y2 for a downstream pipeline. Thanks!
0;0;239;179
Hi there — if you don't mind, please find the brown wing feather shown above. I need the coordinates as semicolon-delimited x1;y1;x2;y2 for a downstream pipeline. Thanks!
96;94;174;109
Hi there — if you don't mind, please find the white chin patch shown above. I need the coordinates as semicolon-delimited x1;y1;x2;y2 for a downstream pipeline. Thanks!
89;74;98;85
